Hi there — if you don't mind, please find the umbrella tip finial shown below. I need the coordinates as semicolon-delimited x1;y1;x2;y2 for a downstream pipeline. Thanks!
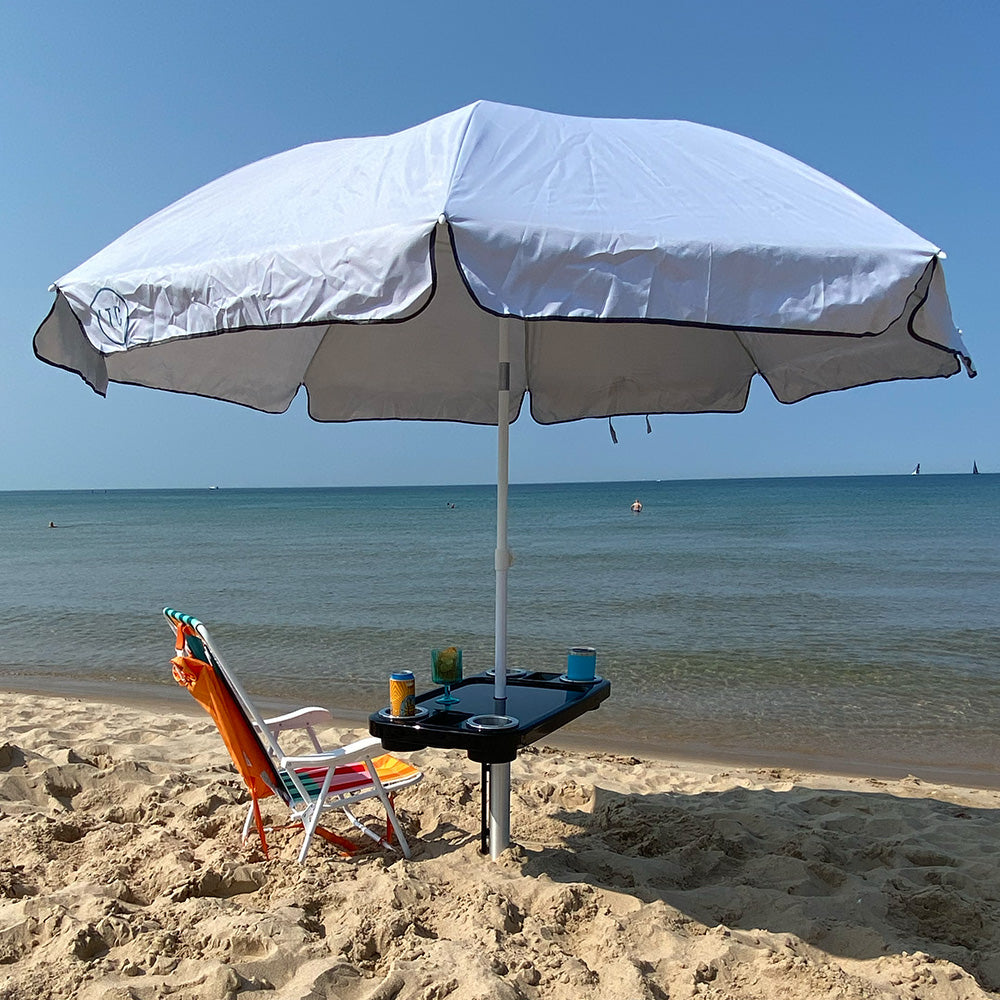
438;214;447;226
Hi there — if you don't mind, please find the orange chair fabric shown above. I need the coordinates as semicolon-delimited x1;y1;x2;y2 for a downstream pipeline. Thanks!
170;623;282;853
171;653;281;805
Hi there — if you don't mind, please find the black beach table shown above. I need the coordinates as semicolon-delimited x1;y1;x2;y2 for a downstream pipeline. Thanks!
369;671;611;853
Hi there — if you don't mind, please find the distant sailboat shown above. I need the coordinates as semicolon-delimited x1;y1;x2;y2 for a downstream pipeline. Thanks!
911;463;920;475
973;461;980;475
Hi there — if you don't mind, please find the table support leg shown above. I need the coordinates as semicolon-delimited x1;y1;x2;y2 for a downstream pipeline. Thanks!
488;761;510;860
480;763;490;855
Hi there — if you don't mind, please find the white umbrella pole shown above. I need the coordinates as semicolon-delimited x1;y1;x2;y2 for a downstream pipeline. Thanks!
494;317;513;703
490;317;513;860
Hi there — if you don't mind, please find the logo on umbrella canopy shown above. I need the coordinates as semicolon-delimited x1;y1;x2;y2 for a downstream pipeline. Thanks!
90;288;131;347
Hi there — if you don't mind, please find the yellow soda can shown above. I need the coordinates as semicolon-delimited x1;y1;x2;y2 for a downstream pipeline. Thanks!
389;671;416;717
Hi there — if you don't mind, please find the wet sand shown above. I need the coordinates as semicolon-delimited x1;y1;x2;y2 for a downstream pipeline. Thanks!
5;671;999;791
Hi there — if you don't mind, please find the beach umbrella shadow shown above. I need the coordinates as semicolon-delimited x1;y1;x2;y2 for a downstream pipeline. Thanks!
521;783;1000;992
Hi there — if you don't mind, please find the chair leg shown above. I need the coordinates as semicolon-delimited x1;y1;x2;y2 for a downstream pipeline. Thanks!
385;802;411;859
371;785;411;859
241;804;255;843
386;793;396;845
341;806;397;853
250;797;270;858
298;801;325;864
362;759;412;859
297;766;338;864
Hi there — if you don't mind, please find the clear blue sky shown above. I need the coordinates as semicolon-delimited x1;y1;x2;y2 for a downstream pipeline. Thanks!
1;1;995;490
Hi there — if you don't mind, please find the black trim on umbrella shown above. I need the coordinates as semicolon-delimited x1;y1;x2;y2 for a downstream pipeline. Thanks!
906;256;976;376
443;221;964;345
40;228;447;348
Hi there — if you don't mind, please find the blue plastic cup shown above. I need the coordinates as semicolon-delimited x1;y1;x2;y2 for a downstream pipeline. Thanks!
566;646;596;681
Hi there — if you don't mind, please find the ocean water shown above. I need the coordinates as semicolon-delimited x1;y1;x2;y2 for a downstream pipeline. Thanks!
3;476;999;782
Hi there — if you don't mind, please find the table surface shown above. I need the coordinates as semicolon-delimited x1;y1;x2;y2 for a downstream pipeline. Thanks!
368;671;611;763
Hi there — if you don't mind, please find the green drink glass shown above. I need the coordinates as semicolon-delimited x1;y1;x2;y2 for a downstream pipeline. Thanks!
431;646;463;705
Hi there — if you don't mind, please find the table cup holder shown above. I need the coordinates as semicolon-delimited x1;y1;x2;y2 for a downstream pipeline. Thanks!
466;714;519;731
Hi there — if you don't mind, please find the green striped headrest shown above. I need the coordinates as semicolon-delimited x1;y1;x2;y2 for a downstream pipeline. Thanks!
163;608;207;661
163;607;202;629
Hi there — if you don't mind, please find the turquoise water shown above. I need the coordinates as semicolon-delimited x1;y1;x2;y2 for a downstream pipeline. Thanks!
3;476;999;780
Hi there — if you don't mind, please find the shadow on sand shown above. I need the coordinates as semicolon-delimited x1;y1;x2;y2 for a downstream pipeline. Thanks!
520;782;1000;991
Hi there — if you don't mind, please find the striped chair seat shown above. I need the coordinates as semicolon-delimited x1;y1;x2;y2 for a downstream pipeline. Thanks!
280;755;421;804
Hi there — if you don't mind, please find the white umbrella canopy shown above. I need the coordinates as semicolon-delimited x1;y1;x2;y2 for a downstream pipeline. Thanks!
34;101;974;856
36;100;971;420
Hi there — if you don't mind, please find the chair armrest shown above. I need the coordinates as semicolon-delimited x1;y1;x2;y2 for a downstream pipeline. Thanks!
263;706;332;734
281;736;383;770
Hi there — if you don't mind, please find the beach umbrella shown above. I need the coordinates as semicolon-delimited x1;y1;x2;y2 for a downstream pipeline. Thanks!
33;101;973;856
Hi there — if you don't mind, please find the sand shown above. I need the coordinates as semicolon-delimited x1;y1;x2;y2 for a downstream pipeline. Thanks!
1;690;998;1000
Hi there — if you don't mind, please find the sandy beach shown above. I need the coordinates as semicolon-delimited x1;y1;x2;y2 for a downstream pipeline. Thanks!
1;690;998;1000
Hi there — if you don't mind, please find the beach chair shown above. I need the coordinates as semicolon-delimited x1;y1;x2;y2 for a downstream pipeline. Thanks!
164;608;422;863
